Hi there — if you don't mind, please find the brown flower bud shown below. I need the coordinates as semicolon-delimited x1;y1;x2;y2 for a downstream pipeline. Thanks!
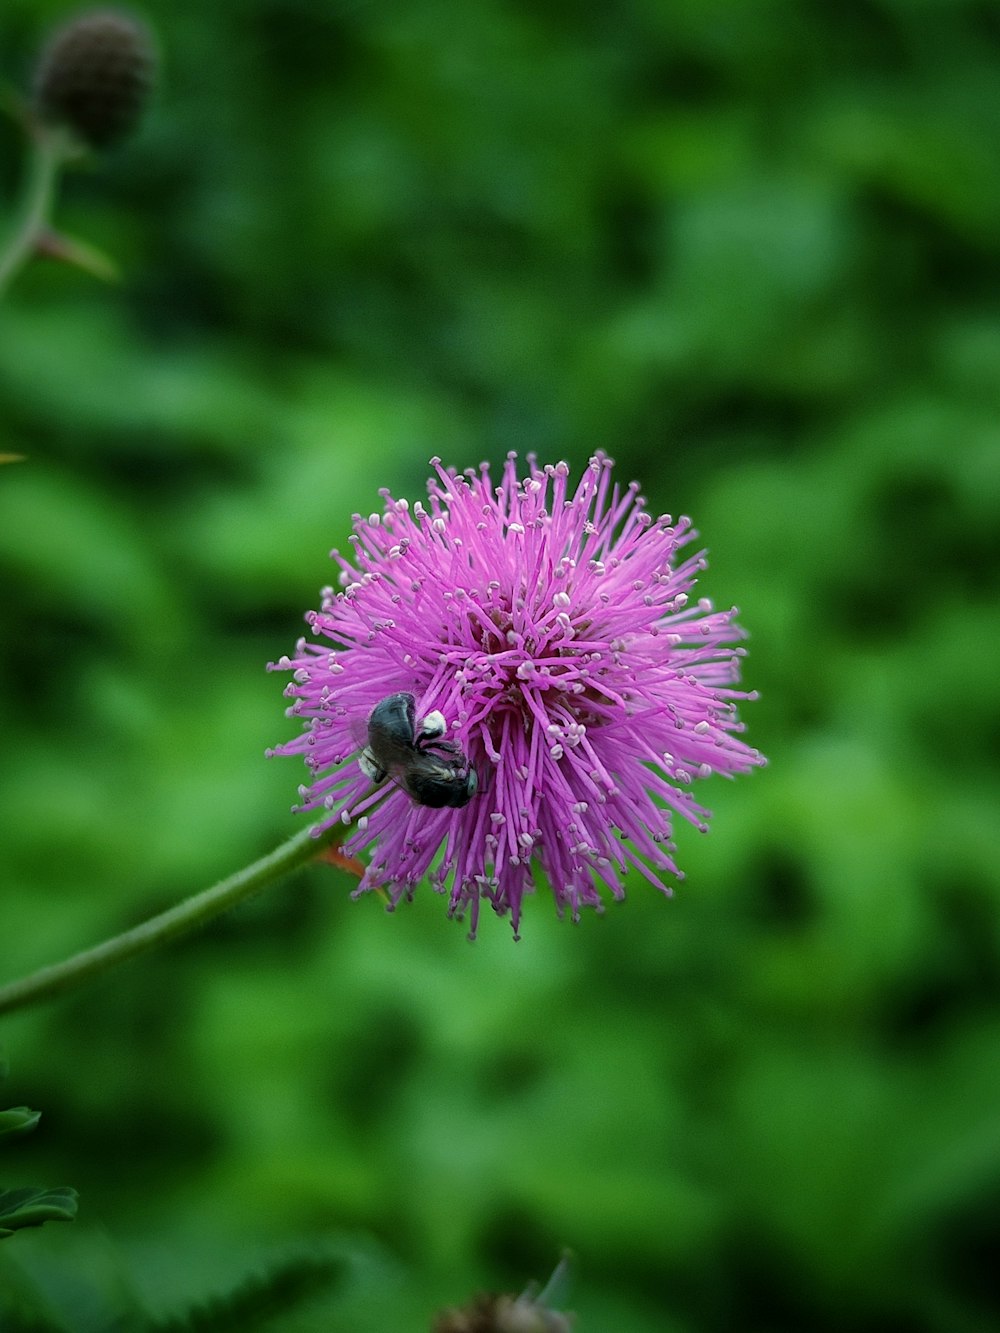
432;1291;574;1333
33;10;154;149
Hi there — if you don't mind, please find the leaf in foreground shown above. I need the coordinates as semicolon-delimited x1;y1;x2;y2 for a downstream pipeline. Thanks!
0;1185;79;1239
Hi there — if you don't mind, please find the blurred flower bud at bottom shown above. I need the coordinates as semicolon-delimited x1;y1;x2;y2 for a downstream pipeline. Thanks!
432;1290;574;1332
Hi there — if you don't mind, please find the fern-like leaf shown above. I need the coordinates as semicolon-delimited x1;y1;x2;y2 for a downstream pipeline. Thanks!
148;1251;347;1332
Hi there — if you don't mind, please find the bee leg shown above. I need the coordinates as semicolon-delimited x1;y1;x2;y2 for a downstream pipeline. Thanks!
416;709;447;745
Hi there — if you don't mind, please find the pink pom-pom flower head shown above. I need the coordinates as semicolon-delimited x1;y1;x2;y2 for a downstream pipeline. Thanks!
269;453;765;937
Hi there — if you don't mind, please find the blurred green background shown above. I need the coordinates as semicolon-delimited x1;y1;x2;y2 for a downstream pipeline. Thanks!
2;0;1000;1328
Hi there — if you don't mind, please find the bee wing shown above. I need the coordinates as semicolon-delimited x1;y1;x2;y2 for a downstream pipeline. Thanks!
347;713;385;784
350;712;416;789
349;715;369;750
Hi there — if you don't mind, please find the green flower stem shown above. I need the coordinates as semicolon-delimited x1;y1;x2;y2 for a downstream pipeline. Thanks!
0;128;65;298
0;823;344;1018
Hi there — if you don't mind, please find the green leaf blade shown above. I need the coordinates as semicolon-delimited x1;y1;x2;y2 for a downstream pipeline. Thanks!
0;1107;42;1140
0;1185;79;1238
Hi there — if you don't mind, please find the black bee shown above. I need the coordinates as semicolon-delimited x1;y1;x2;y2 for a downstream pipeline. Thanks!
359;692;478;809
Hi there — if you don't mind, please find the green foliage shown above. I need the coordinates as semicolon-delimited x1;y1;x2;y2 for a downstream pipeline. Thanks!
0;1058;78;1240
0;1232;361;1332
2;0;1000;1329
149;1251;347;1332
0;1185;79;1239
0;1106;42;1139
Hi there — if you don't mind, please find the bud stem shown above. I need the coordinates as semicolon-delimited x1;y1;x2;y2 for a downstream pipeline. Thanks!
0;823;344;1017
0;128;66;298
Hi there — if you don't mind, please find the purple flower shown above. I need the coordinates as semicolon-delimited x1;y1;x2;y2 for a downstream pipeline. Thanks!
269;453;764;937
